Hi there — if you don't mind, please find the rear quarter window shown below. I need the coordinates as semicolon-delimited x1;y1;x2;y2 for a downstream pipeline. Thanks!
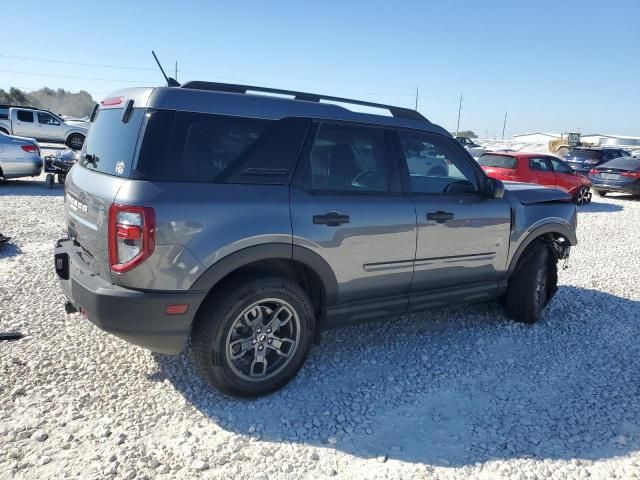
478;154;517;169
134;111;309;184
81;108;145;177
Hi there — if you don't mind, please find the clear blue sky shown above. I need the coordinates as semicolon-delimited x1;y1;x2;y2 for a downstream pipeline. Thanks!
3;0;639;137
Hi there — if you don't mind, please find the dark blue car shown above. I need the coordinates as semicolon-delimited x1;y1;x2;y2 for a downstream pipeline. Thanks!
564;147;631;175
588;157;640;197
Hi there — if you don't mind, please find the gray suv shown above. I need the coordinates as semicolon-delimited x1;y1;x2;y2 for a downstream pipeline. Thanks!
55;82;577;397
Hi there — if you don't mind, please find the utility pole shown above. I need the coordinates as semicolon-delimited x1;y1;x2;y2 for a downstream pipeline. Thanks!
175;61;178;81
415;87;419;111
501;110;508;141
455;93;462;136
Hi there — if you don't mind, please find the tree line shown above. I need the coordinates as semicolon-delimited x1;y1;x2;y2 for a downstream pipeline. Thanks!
0;87;95;118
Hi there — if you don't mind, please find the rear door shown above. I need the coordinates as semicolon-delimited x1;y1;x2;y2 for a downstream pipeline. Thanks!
528;156;556;187
12;109;37;137
392;130;511;296
290;121;416;312
65;105;146;281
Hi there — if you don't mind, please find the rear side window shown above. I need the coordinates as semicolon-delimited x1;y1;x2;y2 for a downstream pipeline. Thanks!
478;154;517;169
17;110;34;122
134;111;309;184
302;122;389;192
80;108;145;177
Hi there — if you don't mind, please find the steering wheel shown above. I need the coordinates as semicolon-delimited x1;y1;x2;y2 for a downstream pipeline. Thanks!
351;170;377;188
443;179;474;193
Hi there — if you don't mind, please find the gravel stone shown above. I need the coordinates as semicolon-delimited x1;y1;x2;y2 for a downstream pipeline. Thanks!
2;173;640;479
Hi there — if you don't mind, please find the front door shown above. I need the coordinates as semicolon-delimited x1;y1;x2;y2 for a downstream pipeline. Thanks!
548;156;578;193
290;122;417;314
392;130;511;295
36;112;62;142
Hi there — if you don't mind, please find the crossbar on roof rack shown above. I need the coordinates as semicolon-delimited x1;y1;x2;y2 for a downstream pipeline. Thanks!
180;81;427;122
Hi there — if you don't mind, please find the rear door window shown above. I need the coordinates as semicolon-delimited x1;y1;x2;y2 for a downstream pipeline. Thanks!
134;111;309;184
16;110;34;122
529;157;553;171
80;108;145;177
302;122;389;192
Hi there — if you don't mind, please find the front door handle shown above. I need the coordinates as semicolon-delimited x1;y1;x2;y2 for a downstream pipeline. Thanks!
426;211;455;223
313;212;350;226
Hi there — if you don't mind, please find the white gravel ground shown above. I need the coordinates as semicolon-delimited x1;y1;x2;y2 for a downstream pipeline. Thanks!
1;174;640;480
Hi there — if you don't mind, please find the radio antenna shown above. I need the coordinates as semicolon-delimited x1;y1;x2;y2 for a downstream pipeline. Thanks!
152;51;180;87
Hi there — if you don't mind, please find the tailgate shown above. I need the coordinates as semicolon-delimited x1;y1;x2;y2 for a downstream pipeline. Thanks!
65;166;125;282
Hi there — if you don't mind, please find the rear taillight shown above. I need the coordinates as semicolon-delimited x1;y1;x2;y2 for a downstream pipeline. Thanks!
588;169;598;175
21;145;38;154
621;171;640;179
108;205;155;273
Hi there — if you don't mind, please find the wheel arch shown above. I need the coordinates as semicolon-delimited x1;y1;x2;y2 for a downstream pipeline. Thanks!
190;243;338;318
508;223;576;275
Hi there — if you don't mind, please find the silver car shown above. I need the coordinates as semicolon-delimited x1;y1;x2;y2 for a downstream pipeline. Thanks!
0;131;42;179
55;83;577;397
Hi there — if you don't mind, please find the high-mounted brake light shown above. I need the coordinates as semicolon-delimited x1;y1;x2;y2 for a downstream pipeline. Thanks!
108;205;156;273
101;96;124;106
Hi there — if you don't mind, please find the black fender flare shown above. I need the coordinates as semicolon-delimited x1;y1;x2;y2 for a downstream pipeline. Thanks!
507;223;577;274
190;243;339;305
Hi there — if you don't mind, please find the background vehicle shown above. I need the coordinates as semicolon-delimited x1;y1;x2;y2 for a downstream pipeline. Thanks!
0;131;42;179
563;147;631;175
548;132;587;158
479;152;592;205
0;105;88;150
55;83;577;397
456;136;480;148
588;157;640;197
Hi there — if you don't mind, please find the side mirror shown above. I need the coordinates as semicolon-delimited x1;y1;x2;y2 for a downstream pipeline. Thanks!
484;177;505;199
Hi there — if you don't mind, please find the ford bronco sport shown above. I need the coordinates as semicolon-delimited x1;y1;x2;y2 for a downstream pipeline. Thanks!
55;82;577;397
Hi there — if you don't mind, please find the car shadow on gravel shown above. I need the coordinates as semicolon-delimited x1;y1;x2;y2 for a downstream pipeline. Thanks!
579;201;624;213
0;242;22;259
0;179;64;197
153;286;640;467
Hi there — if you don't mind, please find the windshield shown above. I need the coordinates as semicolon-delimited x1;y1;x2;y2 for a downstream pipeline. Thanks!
80;108;145;177
566;149;601;159
478;154;517;169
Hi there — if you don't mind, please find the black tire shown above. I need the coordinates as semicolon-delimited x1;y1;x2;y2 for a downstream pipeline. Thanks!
191;276;316;397
505;245;556;324
66;133;85;150
573;186;590;206
45;174;54;189
57;174;65;185
595;190;608;197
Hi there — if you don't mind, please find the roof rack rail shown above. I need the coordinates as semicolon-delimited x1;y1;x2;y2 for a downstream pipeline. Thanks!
180;81;427;122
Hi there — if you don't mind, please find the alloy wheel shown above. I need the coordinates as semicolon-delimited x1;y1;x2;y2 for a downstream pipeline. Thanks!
225;298;301;381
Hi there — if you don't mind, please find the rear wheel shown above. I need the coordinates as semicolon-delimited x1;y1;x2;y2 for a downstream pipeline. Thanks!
66;133;85;150
57;174;65;185
191;276;315;397
505;245;556;324
45;174;54;189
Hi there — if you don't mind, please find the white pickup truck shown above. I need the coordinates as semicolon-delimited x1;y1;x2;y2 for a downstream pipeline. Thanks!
0;105;89;150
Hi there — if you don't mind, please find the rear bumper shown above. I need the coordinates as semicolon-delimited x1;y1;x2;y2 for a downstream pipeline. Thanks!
55;238;207;354
590;179;640;194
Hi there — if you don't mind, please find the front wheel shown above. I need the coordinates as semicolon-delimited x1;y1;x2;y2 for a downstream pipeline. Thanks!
45;174;54;189
66;133;85;150
505;246;556;324
191;276;315;397
574;186;590;206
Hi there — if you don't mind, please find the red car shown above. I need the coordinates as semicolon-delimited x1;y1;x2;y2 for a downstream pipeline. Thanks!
478;152;592;205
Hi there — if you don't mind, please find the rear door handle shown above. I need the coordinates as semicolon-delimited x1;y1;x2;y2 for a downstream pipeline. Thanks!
426;211;455;223
313;212;350;226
